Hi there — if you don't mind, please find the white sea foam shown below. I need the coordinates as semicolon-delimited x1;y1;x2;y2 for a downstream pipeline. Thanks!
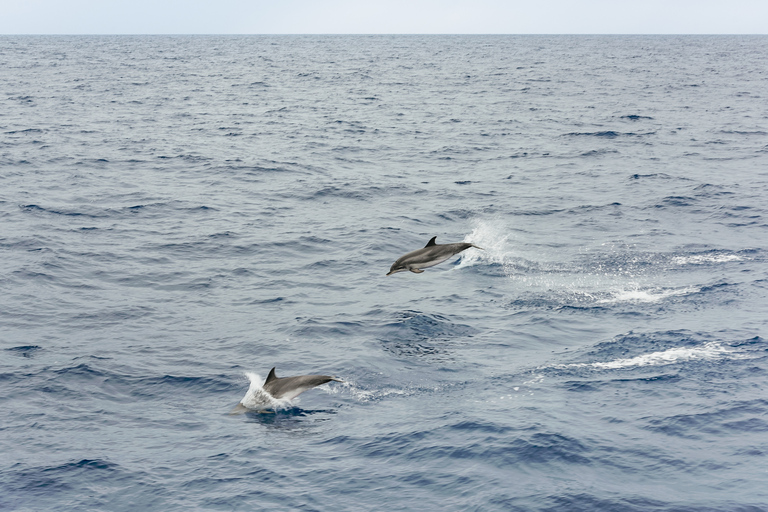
673;254;742;265
557;342;732;371
596;286;699;304
591;342;731;369
322;379;437;403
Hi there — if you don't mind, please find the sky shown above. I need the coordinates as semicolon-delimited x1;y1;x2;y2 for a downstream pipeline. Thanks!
1;0;766;35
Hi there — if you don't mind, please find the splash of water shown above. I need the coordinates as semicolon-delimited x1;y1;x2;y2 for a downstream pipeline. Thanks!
455;219;513;269
237;372;293;411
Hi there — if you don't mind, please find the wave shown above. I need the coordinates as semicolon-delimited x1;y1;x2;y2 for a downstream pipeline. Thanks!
564;131;655;138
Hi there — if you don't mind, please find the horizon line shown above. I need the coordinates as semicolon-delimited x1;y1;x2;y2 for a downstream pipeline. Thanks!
2;32;767;36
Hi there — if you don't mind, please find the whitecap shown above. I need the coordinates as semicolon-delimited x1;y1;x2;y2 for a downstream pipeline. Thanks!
672;254;742;265
589;342;731;369
555;342;732;371
596;286;700;304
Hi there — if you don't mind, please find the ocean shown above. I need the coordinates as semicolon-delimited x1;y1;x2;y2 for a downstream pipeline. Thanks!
1;35;767;511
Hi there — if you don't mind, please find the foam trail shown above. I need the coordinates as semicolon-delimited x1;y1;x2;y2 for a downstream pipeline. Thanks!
554;342;732;371
324;379;410;403
597;286;700;304
673;254;742;265
591;342;731;369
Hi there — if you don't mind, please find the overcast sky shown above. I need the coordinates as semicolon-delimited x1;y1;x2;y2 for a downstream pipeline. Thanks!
2;0;766;35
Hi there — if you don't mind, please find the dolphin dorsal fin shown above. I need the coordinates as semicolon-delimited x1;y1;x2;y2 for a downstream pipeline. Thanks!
425;236;437;248
265;367;278;384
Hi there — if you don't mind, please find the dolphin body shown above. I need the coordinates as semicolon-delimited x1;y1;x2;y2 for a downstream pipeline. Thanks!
231;368;342;413
261;367;342;400
387;236;483;275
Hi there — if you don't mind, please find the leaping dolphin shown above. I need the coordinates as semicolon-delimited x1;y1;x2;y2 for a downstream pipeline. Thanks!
231;368;342;413
387;236;483;275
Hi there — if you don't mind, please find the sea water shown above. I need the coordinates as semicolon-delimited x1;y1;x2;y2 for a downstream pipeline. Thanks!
1;35;767;511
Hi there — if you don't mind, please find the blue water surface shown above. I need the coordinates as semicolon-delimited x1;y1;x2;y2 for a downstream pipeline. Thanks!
1;35;768;511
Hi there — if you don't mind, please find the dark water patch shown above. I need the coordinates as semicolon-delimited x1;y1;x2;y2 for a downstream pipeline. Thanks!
448;420;518;435
19;204;106;219
7;458;118;493
243;407;336;425
18;202;214;220
64;305;156;326
698;281;737;293
245;296;291;305
154;153;212;163
128;374;237;398
379;311;479;342
302;184;390;201
9;95;36;104
380;339;448;360
692;182;736;198
5;345;43;358
52;362;109;379
629;172;674;180
579;148;619;157
1;458;161;512
292;318;368;340
620;114;654;121
564;131;652;138
655;195;697;208
375;311;478;361
124;202;215;215
643;399;768;439
560;373;682;392
507;293;608;312
720;130;768;136
408;432;592;466
538;493;670;512
15;363;238;401
5;128;44;134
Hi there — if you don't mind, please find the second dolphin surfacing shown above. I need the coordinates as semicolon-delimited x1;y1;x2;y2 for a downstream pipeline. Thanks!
387;236;483;275
231;368;342;413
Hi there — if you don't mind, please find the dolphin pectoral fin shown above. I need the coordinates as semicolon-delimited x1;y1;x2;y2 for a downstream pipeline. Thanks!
229;403;249;415
410;268;424;273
